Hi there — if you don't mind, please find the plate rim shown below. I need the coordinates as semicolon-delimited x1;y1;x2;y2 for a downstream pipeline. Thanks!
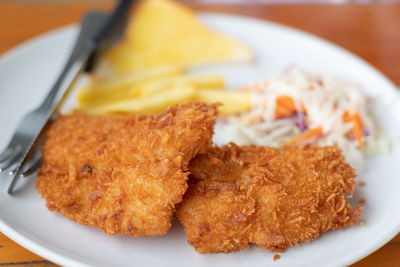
0;12;399;267
0;24;87;267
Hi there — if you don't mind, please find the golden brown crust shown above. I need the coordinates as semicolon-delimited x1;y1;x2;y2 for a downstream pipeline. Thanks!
36;102;217;236
177;143;362;253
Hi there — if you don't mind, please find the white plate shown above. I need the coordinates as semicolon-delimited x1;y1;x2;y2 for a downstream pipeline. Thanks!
1;13;400;267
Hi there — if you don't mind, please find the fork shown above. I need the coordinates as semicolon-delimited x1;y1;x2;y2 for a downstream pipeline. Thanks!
1;0;134;194
0;11;108;192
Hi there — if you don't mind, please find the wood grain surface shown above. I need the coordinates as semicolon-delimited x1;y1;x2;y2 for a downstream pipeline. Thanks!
0;2;399;266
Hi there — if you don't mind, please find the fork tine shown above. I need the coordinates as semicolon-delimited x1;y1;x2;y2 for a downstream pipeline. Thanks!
8;163;19;175
0;151;21;172
7;147;41;193
0;146;20;163
21;158;42;177
0;149;12;163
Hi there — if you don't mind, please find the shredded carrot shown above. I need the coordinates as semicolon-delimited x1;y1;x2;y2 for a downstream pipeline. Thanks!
342;110;352;122
342;110;364;149
287;126;323;144
275;96;296;118
275;95;306;118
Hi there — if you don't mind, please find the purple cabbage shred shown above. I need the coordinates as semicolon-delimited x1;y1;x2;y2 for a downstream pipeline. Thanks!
292;112;308;132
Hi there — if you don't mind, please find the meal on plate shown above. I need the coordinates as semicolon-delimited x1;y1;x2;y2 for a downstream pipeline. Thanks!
35;0;377;256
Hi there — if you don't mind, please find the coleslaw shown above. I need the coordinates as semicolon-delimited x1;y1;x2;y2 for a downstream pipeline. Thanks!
213;68;389;172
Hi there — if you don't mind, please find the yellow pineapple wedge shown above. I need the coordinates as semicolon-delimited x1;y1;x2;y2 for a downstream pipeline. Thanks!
105;0;253;73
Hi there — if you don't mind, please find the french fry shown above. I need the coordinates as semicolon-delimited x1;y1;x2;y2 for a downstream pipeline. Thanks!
78;71;223;107
80;85;196;115
78;81;145;107
77;65;184;104
138;74;224;98
185;74;224;89
194;89;252;115
138;77;188;98
76;63;249;116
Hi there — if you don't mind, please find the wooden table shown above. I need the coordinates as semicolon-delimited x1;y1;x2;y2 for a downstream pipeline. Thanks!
0;2;399;266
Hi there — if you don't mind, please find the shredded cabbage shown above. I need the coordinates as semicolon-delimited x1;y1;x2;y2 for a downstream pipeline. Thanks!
213;68;386;172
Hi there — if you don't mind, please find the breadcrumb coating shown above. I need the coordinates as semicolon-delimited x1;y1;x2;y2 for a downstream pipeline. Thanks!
177;143;362;253
36;102;217;236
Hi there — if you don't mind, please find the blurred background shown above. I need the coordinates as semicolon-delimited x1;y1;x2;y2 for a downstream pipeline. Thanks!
181;0;398;2
12;0;400;2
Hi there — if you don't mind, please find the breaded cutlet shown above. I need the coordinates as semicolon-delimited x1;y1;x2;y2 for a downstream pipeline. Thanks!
36;102;218;236
177;143;362;253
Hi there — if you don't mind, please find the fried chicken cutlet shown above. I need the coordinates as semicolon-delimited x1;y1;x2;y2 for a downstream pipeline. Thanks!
36;102;217;236
177;143;362;253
